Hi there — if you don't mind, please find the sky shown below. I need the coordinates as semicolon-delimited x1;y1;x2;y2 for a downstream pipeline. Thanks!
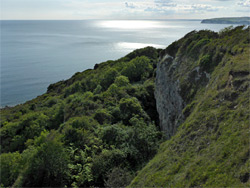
1;0;250;20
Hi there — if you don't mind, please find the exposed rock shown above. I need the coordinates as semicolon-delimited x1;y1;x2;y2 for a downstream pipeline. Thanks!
154;54;185;139
155;54;211;138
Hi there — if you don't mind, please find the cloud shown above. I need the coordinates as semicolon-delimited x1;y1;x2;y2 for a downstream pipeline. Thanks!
189;4;219;12
144;6;174;14
154;0;171;3
144;2;220;14
125;2;136;9
237;0;250;7
154;0;177;7
0;0;244;20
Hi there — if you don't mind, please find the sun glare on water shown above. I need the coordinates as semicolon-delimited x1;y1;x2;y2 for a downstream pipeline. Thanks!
117;42;165;50
98;20;179;30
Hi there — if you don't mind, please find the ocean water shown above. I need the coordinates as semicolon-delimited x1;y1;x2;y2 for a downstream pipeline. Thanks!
1;20;233;107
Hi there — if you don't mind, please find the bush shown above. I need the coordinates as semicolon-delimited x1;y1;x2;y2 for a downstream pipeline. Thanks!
91;149;127;186
119;97;143;124
62;117;96;148
101;68;119;90
114;75;130;87
21;131;69;187
122;56;153;82
64;81;85;97
188;38;210;58
93;85;102;94
94;109;113;124
0;152;22;187
101;124;128;146
199;55;211;71
104;167;133;188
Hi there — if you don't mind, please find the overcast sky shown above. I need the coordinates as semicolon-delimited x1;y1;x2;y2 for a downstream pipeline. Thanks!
1;0;250;20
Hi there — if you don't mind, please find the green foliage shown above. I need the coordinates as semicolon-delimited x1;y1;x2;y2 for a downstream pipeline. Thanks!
104;167;134;188
66;146;93;187
0;112;49;153
12;131;69;187
94;109;113;124
124;46;159;61
114;75;130;87
64;81;86;97
187;38;210;58
119;97;143;124
202;17;250;25
2;27;247;188
0;46;161;187
199;54;211;70
129;26;250;187
122;56;153;82
100;68;119;90
62;117;95;148
91;148;127;185
106;83;119;97
219;25;234;35
93;84;102;94
100;120;162;170
0;152;22;187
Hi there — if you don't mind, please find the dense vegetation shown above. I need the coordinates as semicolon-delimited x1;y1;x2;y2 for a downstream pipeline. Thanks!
0;47;163;187
130;26;250;187
1;26;249;187
201;17;250;25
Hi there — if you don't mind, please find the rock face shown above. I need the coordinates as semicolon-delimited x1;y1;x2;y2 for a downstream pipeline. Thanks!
155;54;185;139
129;27;250;188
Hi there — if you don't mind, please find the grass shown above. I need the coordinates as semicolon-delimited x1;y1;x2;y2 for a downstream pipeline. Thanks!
129;26;250;187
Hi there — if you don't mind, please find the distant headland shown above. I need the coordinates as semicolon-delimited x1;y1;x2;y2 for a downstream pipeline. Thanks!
201;17;250;25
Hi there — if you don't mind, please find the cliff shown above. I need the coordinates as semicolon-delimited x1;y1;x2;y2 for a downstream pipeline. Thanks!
0;26;249;187
130;26;250;187
201;17;250;25
154;55;185;139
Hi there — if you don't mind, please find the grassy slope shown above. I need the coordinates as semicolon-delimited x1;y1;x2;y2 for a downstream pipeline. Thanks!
129;26;250;187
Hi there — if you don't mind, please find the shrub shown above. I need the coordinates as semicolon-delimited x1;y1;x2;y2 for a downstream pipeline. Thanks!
114;75;130;87
20;131;69;187
199;55;211;71
104;167;133;188
119;97;143;124
188;38;210;58
93;85;102;94
122;56;153;82
101;68;119;90
94;109;113;124
0;152;22;187
91;149;127;186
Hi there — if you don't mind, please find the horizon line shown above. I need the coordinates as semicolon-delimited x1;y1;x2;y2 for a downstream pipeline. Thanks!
0;18;204;21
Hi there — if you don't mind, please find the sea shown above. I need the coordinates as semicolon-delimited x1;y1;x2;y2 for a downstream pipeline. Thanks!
1;20;234;107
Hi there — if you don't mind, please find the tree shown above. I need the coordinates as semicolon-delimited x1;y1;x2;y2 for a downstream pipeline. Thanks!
101;68;119;90
114;75;130;87
21;131;69;187
0;152;22;187
119;97;143;124
122;56;153;82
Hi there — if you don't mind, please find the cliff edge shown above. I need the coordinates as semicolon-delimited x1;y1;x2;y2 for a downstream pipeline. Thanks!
130;26;250;187
201;17;250;25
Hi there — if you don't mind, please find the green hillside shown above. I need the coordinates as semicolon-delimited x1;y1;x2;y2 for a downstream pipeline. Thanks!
0;47;163;187
201;17;250;25
130;26;250;187
1;26;249;187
